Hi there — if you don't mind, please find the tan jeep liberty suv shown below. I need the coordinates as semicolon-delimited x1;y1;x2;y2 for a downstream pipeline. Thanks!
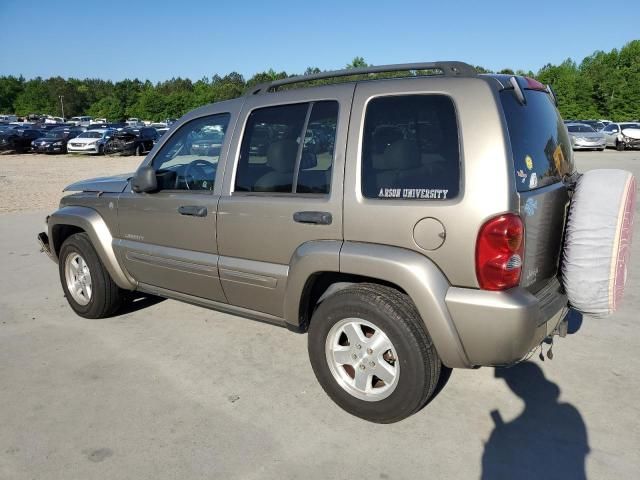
39;62;575;423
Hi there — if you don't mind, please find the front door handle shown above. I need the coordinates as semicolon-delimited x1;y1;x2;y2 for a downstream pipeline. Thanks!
178;205;207;217
293;211;332;225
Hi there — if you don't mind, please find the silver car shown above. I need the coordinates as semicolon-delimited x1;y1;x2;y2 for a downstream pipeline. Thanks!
566;123;605;151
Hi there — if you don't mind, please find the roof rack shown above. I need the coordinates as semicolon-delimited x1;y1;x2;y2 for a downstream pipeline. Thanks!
246;61;477;95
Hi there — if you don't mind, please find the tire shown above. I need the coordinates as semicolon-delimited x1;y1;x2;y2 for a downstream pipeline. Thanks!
58;232;125;319
308;283;441;423
598;147;605;151
135;144;143;156
616;141;625;151
98;144;104;155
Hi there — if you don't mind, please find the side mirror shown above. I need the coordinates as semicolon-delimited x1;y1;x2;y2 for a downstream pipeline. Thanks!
131;165;158;193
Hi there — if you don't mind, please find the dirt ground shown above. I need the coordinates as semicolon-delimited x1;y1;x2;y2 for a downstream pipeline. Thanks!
0;154;141;214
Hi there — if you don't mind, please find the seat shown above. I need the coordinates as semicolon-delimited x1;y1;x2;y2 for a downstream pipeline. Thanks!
375;139;428;189
254;140;298;192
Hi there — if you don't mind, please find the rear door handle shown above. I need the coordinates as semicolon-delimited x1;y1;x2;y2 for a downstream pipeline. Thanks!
293;211;332;225
178;205;207;217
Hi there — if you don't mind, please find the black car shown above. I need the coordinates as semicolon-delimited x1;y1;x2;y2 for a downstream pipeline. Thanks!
104;127;158;156
31;127;85;154
189;128;224;156
0;128;45;153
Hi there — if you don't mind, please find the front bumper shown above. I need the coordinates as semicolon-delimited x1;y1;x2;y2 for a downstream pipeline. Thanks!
445;279;568;366
33;143;65;153
37;231;56;261
621;138;640;149
67;144;100;154
572;139;605;149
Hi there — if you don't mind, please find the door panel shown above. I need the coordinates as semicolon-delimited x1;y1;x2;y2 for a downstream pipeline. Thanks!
218;84;353;317
115;108;241;302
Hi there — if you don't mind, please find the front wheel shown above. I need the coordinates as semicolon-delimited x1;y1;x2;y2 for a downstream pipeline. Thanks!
135;144;144;156
58;233;126;318
308;283;442;423
616;141;625;151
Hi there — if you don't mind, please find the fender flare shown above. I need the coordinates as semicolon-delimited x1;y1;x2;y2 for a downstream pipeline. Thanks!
48;206;137;290
286;241;471;368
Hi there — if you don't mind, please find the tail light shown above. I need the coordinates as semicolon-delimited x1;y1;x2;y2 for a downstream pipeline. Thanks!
476;214;525;291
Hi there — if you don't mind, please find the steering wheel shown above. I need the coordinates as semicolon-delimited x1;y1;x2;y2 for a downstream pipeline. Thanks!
184;159;216;190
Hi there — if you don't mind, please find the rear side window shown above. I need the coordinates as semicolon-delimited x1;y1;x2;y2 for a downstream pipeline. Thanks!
235;101;338;194
501;90;574;192
361;95;460;200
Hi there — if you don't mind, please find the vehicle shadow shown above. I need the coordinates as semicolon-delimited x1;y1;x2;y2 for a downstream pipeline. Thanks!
481;361;590;480
117;293;165;316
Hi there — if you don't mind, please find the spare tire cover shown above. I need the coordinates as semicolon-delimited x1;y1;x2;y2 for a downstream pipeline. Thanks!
562;169;636;317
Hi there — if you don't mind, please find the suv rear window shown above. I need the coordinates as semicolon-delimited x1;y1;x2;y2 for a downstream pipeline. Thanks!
501;89;574;191
361;95;459;200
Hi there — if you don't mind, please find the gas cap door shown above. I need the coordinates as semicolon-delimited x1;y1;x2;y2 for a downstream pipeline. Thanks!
413;217;446;251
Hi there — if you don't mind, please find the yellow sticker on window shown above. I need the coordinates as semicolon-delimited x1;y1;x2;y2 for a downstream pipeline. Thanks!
525;155;533;170
553;145;569;176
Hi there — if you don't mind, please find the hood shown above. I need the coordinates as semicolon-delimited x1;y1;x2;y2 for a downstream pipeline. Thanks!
570;131;603;139
35;136;64;143
69;137;101;145
64;172;133;192
621;128;640;140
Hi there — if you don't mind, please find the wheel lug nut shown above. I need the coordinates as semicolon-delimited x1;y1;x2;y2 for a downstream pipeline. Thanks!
352;354;357;360
369;361;375;367
356;344;361;350
367;348;373;354
359;364;366;370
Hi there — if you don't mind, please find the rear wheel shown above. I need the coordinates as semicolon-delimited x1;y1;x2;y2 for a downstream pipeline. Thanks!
135;144;144;156
58;233;125;318
616;141;625;151
98;144;104;155
308;283;441;423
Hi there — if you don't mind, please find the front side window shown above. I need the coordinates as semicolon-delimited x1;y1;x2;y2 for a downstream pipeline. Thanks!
361;95;460;200
235;101;338;194
152;113;230;191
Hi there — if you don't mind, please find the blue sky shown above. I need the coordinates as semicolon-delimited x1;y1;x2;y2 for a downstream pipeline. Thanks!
1;0;638;82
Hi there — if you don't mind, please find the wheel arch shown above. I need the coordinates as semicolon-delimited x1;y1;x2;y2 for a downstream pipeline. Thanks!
48;206;137;290
285;241;471;368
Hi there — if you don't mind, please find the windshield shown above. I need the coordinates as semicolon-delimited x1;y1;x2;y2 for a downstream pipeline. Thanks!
77;131;103;139
568;125;596;133
46;129;66;138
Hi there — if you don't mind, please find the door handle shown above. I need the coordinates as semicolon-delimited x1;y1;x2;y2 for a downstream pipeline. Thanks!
178;205;207;217
293;211;332;225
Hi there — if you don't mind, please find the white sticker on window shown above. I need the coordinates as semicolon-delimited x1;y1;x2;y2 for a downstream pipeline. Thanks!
529;172;538;189
378;188;449;199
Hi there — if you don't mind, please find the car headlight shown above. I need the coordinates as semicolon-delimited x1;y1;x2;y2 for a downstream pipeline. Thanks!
53;141;63;146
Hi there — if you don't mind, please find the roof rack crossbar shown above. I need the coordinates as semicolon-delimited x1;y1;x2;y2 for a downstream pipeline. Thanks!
246;61;477;95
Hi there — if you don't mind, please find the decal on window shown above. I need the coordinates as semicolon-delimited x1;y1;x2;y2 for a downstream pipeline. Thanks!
377;188;449;199
525;155;534;170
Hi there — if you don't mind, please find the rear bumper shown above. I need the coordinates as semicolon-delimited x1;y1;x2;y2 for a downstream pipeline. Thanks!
445;279;568;366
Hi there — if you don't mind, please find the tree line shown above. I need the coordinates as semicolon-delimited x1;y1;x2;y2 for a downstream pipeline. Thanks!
1;41;638;122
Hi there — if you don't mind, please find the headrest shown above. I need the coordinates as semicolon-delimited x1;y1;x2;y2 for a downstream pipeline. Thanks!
267;140;298;173
300;150;318;170
374;139;421;170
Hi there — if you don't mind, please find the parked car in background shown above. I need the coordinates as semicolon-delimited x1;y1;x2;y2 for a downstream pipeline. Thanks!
67;129;114;155
104;127;158;155
44;116;65;124
566;123;606;151
90;118;107;124
602;122;640;150
70;116;93;127
189;126;224;156
31;126;85;154
0;114;18;123
126;118;145;127
153;127;170;143
0;128;45;153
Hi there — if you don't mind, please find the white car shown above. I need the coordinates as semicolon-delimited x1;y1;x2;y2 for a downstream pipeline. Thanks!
66;129;114;154
602;122;640;151
70;116;93;127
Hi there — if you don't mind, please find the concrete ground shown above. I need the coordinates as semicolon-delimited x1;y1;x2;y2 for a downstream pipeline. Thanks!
1;150;639;479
